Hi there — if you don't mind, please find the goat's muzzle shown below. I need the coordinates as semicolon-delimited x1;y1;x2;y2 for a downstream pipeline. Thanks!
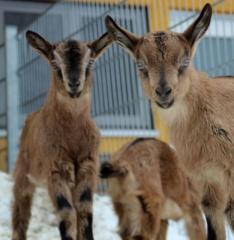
68;91;81;98
156;98;174;109
155;86;174;109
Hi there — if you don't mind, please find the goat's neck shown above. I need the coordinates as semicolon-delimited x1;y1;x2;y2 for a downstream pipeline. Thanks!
44;74;92;121
158;69;211;128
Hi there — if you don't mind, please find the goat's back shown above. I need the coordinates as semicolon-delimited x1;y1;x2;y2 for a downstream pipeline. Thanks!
107;138;189;201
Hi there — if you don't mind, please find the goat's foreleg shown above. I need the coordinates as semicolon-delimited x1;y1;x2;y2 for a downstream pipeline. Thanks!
156;220;168;240
202;183;227;240
134;192;163;240
225;200;234;232
113;201;132;240
72;156;98;240
48;161;77;240
179;199;206;240
12;173;35;240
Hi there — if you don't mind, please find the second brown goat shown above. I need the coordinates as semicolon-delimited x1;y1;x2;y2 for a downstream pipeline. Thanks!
101;138;206;240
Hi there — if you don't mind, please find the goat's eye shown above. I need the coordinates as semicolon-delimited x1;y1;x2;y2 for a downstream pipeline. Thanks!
88;59;95;69
178;58;190;75
178;65;187;75
85;59;95;75
136;60;149;78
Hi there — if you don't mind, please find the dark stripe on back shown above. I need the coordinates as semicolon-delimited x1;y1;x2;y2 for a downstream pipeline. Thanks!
206;217;217;240
128;138;156;149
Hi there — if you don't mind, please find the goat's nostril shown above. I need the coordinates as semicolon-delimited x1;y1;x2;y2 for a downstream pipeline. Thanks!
165;87;172;96
155;88;162;97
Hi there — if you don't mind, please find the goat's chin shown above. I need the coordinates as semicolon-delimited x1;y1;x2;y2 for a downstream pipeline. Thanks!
68;91;82;99
155;99;174;109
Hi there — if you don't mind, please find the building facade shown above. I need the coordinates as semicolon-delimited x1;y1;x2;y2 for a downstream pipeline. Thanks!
0;0;234;171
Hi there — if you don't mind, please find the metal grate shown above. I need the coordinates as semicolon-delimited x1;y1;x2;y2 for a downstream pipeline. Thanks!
1;0;234;181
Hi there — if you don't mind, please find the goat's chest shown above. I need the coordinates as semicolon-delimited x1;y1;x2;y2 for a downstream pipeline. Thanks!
65;122;100;158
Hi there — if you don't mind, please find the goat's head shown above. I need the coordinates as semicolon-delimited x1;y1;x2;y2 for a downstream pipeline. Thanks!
105;4;212;109
26;31;111;98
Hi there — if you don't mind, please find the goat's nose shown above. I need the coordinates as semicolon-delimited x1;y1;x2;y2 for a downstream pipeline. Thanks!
68;82;80;89
155;86;172;98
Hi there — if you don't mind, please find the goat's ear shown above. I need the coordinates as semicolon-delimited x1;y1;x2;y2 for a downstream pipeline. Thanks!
26;31;53;60
88;32;113;59
183;4;212;49
105;15;140;56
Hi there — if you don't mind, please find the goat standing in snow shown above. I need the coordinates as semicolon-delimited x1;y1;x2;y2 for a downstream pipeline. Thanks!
105;4;234;239
101;138;206;240
12;31;111;240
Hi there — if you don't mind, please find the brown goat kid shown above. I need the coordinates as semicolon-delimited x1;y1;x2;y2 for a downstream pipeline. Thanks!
100;138;206;240
105;4;234;240
12;31;111;240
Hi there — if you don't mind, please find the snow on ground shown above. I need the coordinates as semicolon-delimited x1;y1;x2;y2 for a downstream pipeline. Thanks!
0;171;233;240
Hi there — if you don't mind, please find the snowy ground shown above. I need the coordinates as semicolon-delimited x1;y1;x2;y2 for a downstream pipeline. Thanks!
0;171;233;240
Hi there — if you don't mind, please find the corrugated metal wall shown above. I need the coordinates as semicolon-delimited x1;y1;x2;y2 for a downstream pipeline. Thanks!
1;0;234;187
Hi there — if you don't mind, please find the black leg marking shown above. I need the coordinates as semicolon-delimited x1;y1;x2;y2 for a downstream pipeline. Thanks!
59;221;66;239
56;195;72;210
59;221;73;240
84;213;94;240
80;188;92;202
206;216;217;240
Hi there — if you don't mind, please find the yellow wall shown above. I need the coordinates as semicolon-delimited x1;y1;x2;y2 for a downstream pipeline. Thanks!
172;0;234;13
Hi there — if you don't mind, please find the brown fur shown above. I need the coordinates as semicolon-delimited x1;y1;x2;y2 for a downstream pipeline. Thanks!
101;138;206;240
105;4;234;239
12;31;112;240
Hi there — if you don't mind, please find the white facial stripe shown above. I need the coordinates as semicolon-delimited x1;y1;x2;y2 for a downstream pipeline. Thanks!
53;50;63;65
82;49;91;71
83;48;95;70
